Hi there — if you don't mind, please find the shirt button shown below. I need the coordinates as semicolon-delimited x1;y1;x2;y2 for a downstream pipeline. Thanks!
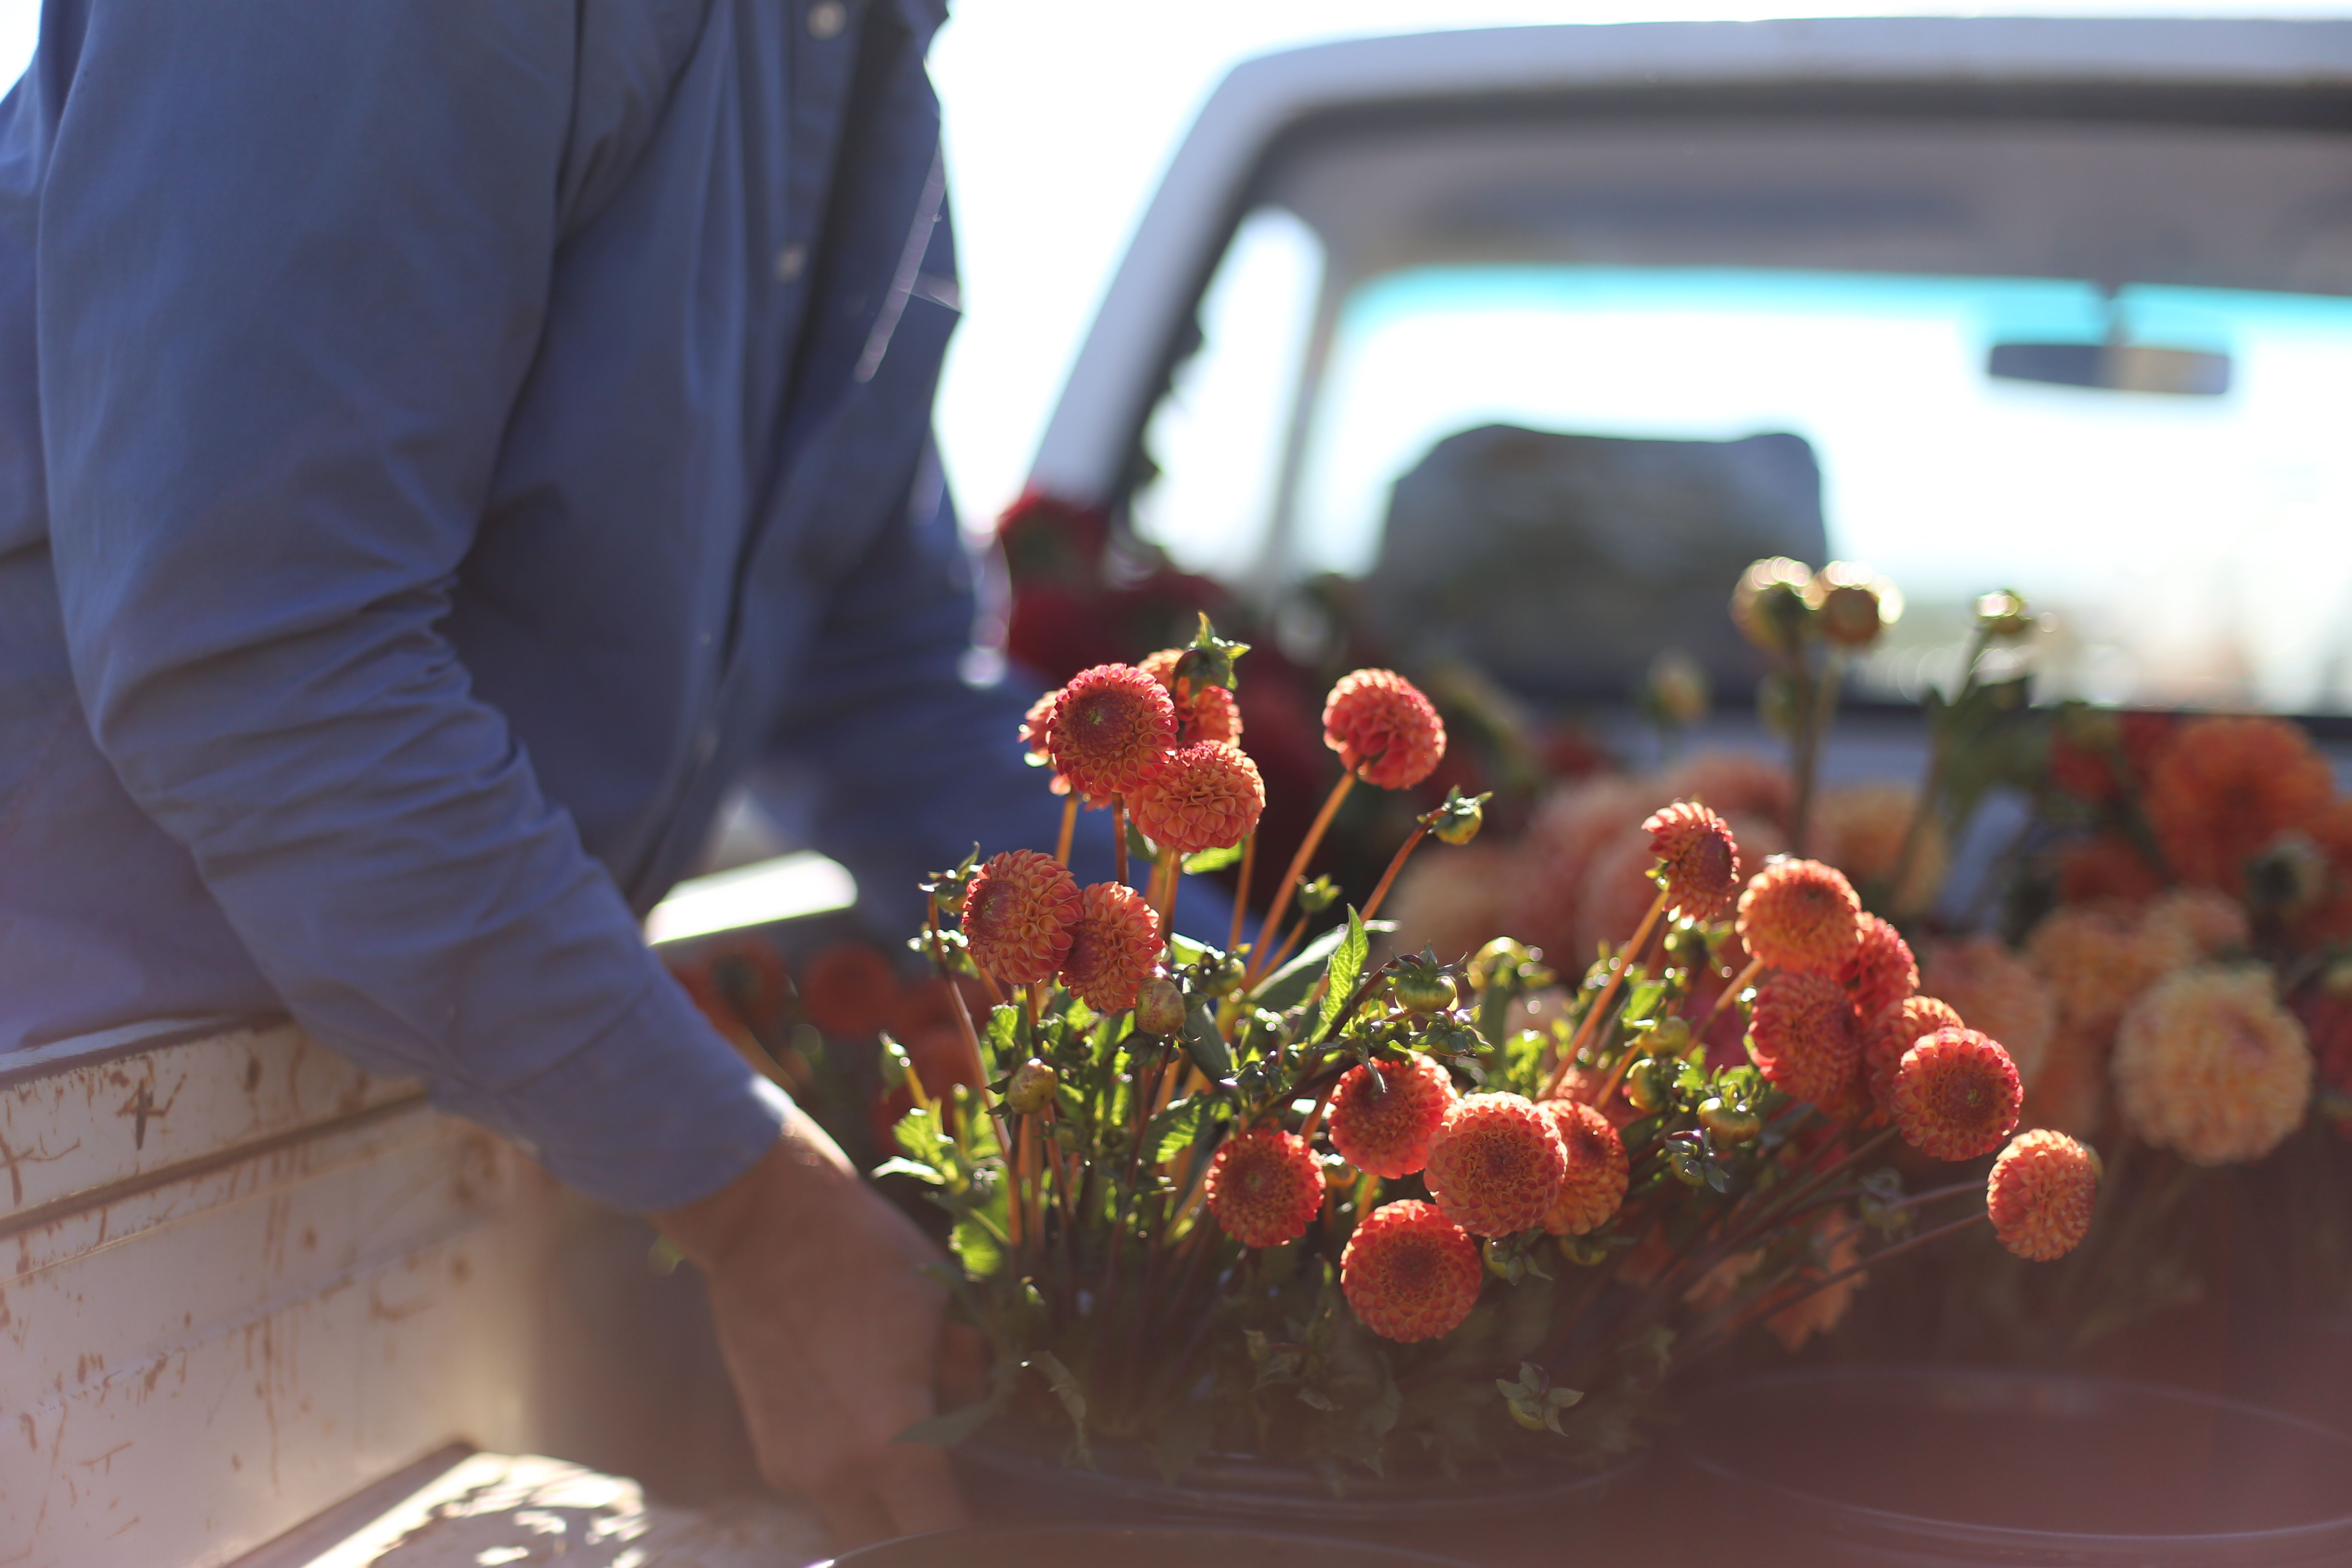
774;243;808;283
807;2;847;39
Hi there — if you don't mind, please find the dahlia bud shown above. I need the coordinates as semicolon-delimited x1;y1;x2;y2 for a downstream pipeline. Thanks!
1469;938;1538;992
2245;830;2329;917
1730;557;1815;655
1646;1016;1693;1054
1973;589;2035;640
1557;1233;1608;1266
1390;958;1457;1014
1425;786;1489;846
1004;1059;1059;1116
1645;648;1711;728
1134;975;1185;1036
1807;562;1902;650
1698;1097;1761;1145
1623;1057;1673;1115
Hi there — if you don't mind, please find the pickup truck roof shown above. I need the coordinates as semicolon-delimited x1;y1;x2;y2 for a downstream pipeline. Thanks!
1031;17;2352;511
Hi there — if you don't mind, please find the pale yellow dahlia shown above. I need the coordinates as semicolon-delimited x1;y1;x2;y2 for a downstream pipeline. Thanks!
2112;966;2312;1164
2027;903;2170;1038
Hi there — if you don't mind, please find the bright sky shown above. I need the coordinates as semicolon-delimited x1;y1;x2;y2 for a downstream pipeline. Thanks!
3;0;2349;528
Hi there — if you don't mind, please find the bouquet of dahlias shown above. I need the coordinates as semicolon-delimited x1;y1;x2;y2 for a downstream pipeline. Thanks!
879;620;2095;1485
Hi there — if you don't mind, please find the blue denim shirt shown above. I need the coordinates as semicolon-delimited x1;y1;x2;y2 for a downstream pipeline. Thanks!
0;0;1087;1210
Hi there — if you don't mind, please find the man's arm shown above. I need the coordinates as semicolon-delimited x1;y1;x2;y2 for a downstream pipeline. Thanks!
39;1;779;1211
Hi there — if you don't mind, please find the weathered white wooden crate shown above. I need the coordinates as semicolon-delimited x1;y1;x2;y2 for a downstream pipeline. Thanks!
0;1021;781;1567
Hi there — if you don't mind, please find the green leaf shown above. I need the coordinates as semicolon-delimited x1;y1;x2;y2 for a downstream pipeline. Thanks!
983;1004;1021;1069
1182;841;1246;874
893;1106;947;1166
1024;1352;1095;1469
870;1156;946;1185
1145;1096;1205;1165
951;1218;1003;1278
1182;999;1236;1081
1251;918;1397;1012
1314;906;1369;1044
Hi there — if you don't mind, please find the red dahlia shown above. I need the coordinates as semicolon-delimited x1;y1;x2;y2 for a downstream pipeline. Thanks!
1422;1092;1568;1237
1891;1027;2023;1161
1736;859;1865;977
1205;1128;1326;1249
1127;741;1265;855
1047;664;1178;800
1328;1053;1457;1179
1058;882;1161;1012
1341;1200;1483;1343
1644;800;1743;922
961;850;1083;985
1840;915;1919;1022
1539;1099;1630;1236
1748;969;1864;1113
1323;669;1446;790
1987;1130;2100;1261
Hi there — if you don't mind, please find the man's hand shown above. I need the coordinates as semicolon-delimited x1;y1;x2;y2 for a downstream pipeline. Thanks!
656;1102;967;1546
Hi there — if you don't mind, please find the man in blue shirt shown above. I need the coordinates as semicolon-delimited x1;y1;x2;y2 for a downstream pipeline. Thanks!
0;0;1112;1543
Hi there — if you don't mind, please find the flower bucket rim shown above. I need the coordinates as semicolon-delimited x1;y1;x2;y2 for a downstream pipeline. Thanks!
1678;1363;2352;1557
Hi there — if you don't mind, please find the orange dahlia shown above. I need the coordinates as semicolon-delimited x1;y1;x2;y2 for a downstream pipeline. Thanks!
1749;969;1864;1112
1538;1099;1629;1236
961;850;1083;985
1341;1200;1483;1343
2113;966;2312;1165
1323;668;1446;790
1891;1028;2023;1161
1127;740;1264;855
1919;937;2056;1086
2144;715;2333;895
1328;1053;1457;1179
1019;689;1072;796
1139;647;1243;747
1644;800;1743;921
1736;859;1865;977
2048;710;2179;808
1840;915;1918;1022
1205;1128;1326;1248
1862;995;1966;1125
1987;1129;2101;1261
1423;1092;1568;1237
1047;663;1178;800
2027;903;2170;1039
1058;882;1162;1012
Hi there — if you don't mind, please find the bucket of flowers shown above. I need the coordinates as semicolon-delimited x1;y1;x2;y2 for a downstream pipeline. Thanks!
870;621;2094;1550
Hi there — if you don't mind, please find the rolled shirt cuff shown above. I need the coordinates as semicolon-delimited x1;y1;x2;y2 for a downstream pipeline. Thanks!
441;967;789;1212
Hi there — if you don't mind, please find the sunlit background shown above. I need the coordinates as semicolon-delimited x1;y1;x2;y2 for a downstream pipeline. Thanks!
6;0;2347;533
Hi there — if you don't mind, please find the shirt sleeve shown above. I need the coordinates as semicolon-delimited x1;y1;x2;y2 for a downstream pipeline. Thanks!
38;0;784;1211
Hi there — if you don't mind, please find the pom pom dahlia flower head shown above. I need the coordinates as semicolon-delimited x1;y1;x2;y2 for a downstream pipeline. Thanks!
1540;1099;1630;1237
1206;1128;1326;1249
1988;1129;2100;1261
2112;966;2312;1165
1058;881;1161;1012
1891;1027;2022;1161
1749;968;1865;1113
1323;668;1446;790
1047;662;1178;800
1341;1200;1483;1343
1328;1053;1458;1179
1643;800;1743;921
1737;858;1864;977
1422;1092;1568;1237
1127;740;1264;855
962;850;1083;985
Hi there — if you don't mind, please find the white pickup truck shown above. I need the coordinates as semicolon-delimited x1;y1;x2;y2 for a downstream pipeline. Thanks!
8;18;2350;1565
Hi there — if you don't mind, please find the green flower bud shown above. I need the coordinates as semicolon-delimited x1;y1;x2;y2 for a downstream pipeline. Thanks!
1974;588;2036;640
1646;1016;1693;1055
1624;1057;1673;1115
1698;1097;1761;1146
1730;557;1815;655
1004;1059;1059;1116
1134;975;1185;1037
1391;961;1458;1014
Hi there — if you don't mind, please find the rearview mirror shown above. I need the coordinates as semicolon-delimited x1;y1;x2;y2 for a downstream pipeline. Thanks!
1986;341;2232;396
